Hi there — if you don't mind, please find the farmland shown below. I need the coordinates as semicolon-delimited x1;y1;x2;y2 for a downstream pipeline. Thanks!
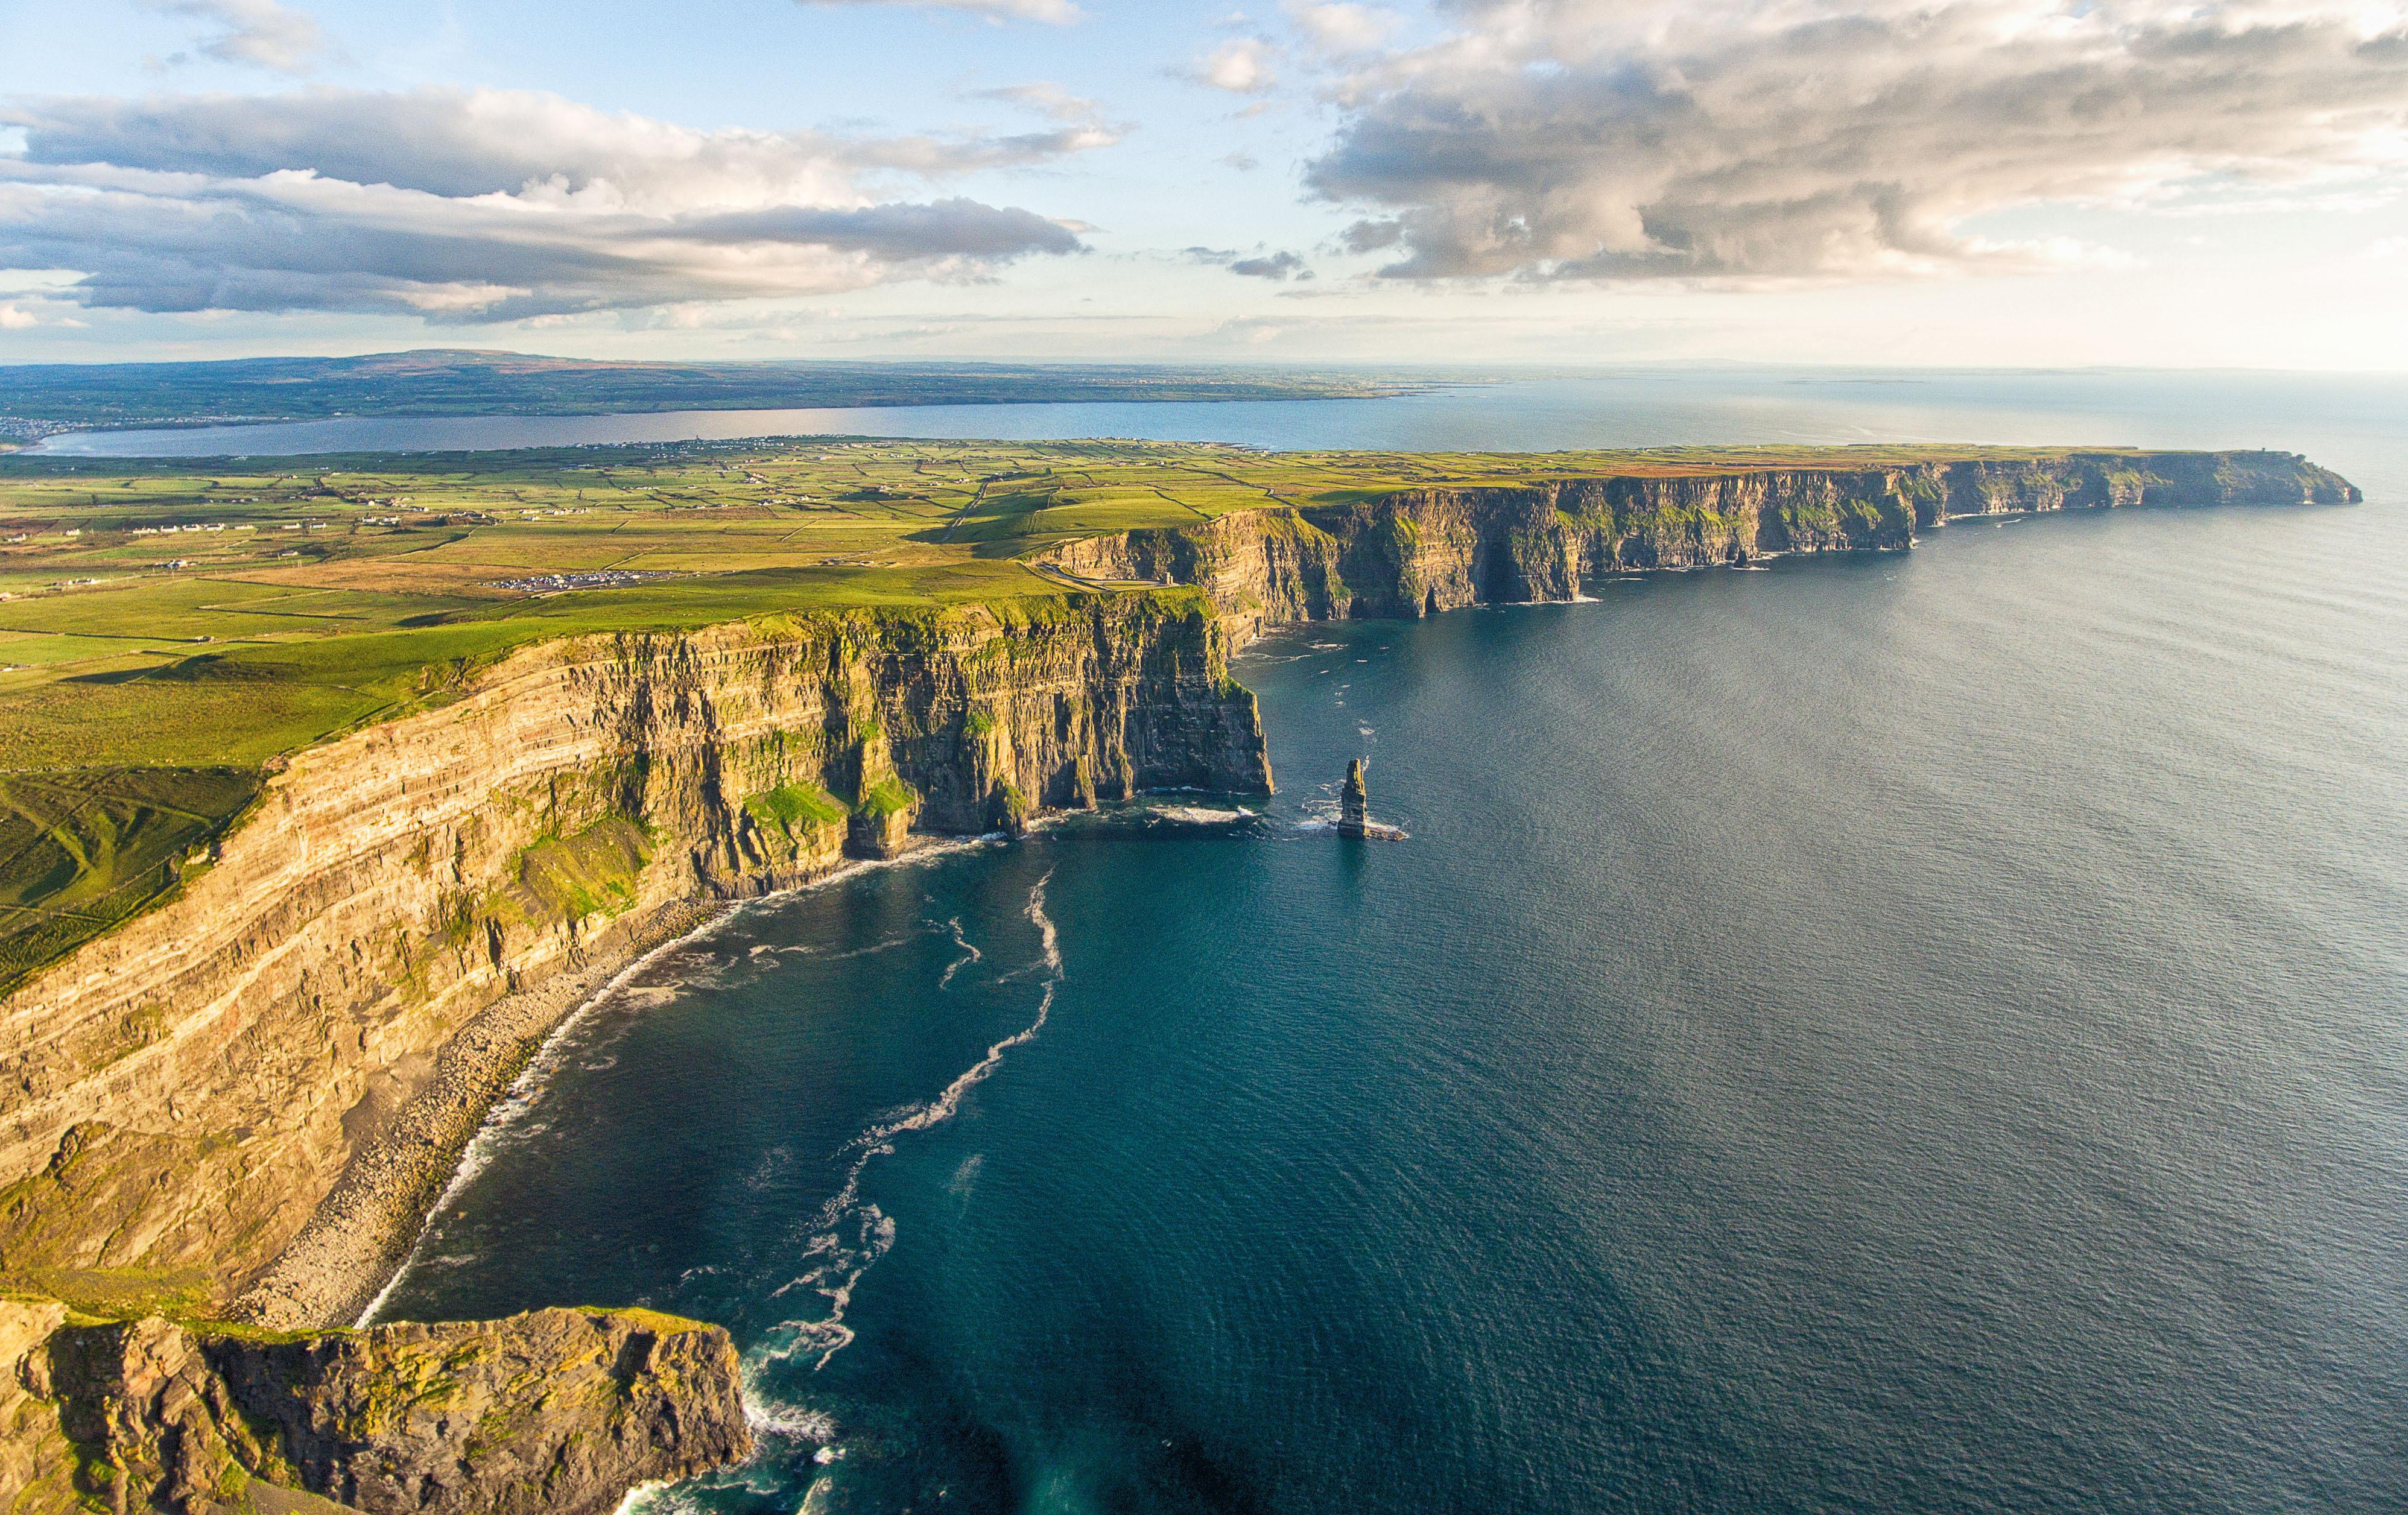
0;435;2149;985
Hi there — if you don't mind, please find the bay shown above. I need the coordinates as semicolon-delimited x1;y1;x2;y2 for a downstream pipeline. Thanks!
373;372;2408;1514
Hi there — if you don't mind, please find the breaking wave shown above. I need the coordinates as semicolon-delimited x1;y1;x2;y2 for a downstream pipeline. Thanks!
752;871;1064;1377
358;835;1004;1327
938;916;983;988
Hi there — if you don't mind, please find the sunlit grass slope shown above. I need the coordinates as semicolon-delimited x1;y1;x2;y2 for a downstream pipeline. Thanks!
0;435;2166;984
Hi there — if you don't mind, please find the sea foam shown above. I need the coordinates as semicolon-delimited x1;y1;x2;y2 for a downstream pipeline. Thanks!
751;871;1064;1379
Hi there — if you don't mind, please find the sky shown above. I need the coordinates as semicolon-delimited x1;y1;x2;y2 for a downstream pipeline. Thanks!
0;0;2403;369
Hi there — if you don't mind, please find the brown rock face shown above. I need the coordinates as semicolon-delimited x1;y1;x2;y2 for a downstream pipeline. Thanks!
1;1295;70;1501
1339;761;1369;838
21;1308;749;1515
0;596;1268;1318
845;805;914;859
1044;452;2361;645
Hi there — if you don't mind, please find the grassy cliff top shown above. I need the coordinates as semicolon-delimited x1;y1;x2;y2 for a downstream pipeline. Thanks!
0;436;2292;990
0;437;2188;771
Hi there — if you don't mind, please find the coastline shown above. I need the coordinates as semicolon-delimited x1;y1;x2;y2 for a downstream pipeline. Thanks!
235;459;2365;1331
3;450;2349;1332
247;836;1005;1332
232;891;744;1328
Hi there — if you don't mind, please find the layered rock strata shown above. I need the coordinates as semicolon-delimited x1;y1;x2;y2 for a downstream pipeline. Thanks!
0;596;1265;1324
1044;452;2359;642
5;1305;748;1515
1339;761;1369;839
0;448;2360;1446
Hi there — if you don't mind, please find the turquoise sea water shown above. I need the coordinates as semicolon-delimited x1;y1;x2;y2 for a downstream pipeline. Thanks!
374;375;2408;1513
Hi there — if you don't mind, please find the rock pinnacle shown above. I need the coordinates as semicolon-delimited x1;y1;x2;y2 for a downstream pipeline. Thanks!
1340;758;1369;838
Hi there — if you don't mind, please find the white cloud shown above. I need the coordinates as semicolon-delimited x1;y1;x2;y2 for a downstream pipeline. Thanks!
1187;37;1281;94
141;0;329;74
970;83;1103;124
1285;2;1401;55
794;0;1082;22
0;302;36;329
0;87;1100;321
961;83;1125;154
1306;0;2408;282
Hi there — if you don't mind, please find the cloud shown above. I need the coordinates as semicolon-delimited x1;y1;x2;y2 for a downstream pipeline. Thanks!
1230;251;1314;279
1185;245;1317;279
0;87;1095;321
1284;2;1400;55
957;83;1126;156
794;0;1082;22
142;0;328;74
0;303;36;329
1305;0;2408;282
1185;37;1280;94
969;83;1103;124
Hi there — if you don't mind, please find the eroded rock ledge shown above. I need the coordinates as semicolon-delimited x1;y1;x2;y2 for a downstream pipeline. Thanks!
3;1300;749;1515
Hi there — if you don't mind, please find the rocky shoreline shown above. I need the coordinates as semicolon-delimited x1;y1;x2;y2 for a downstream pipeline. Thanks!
1043;450;2360;644
0;452;2363;1513
238;827;1004;1333
233;893;743;1332
0;598;1266;1320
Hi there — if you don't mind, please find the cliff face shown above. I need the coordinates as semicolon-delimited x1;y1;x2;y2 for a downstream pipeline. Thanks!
0;448;2356;1333
0;596;1265;1317
9;1306;749;1515
1916;451;2358;522
1046;452;2360;640
3;1295;70;1503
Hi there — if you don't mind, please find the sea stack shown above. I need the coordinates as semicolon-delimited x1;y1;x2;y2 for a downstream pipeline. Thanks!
1340;759;1369;838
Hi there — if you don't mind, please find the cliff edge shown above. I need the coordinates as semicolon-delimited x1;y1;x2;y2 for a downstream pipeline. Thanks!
0;595;1266;1328
4;1302;749;1515
1043;451;2359;642
0;444;2360;1514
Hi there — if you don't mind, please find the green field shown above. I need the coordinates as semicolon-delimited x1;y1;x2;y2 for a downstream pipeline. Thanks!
0;435;2109;987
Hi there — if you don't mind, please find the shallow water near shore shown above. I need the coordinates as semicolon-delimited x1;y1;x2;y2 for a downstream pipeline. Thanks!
378;378;2408;1513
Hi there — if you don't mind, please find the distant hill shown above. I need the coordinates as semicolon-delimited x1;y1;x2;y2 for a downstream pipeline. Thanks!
0;350;1431;439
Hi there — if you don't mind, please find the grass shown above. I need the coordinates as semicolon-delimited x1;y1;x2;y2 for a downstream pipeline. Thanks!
857;777;918;818
0;766;261;989
502;817;651;926
745;783;850;832
0;435;2225;988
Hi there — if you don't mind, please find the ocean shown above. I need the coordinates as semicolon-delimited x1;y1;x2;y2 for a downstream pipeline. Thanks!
371;372;2408;1514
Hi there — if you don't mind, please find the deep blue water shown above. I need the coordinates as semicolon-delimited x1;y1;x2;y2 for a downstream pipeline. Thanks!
374;376;2408;1513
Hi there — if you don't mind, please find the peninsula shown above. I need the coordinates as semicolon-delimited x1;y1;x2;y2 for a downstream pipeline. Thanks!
0;438;2358;1513
0;352;1432;446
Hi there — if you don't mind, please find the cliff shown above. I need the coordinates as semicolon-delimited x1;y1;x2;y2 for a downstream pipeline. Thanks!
4;1303;748;1515
0;444;2361;1512
1044;451;2359;640
0;595;1265;1326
